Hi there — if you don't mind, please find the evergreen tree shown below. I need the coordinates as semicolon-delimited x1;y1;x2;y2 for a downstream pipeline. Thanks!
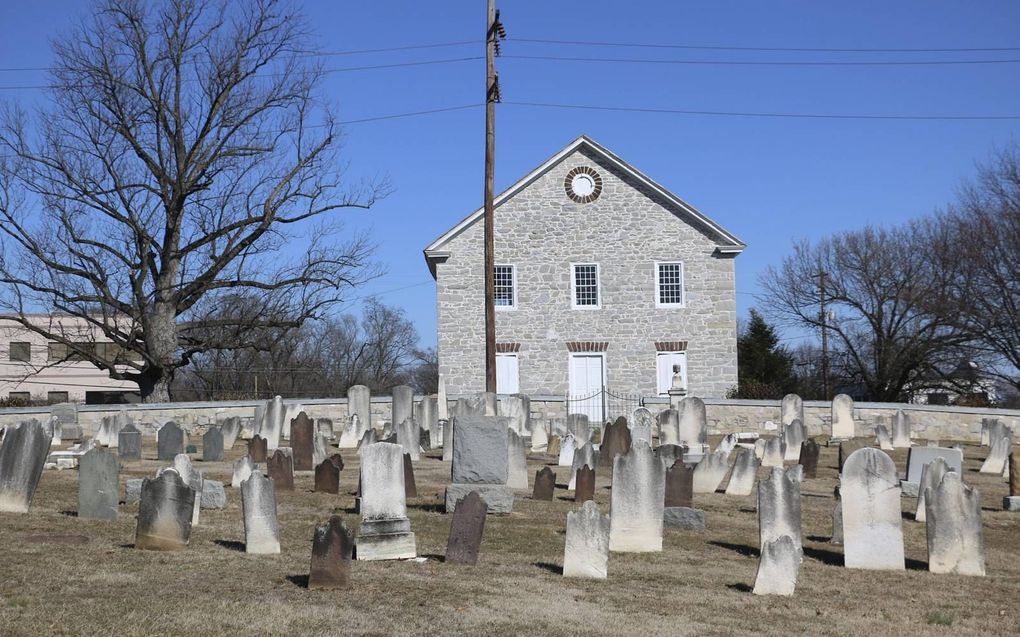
735;310;798;398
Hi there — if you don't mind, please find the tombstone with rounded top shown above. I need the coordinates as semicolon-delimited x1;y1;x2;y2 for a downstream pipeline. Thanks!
118;423;141;461
232;456;256;489
267;449;294;491
664;458;694;508
135;469;193;551
780;394;803;428
358;442;416;560
390;385;415;433
564;500;610;579
677;397;708;448
290;412;315;470
631;407;653;446
157;422;184;461
574;465;595;503
533;467;555;501
799;439;819;479
261;396;284;450
248;435;268;463
609;442;664;552
557;434;576;468
925;471;985;576
202;427;224;462
308;516;355;589
657;408;680;446
569;442;598;490
315;457;341;494
600;417;632;465
892;410;911;448
241;470;280;554
758;466;802;556
830;394;855;440
842;447;904;570
530;419;549;452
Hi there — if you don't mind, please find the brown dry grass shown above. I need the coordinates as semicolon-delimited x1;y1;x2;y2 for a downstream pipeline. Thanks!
1;437;1017;636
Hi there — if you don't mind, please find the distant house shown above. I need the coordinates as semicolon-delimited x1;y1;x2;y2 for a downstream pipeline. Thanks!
0;315;139;404
424;136;745;417
905;359;1000;407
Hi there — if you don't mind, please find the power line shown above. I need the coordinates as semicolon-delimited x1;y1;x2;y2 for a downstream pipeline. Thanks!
510;37;1020;54
503;54;1020;67
504;101;1020;121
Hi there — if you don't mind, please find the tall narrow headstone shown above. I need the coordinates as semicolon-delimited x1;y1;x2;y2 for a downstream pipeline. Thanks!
437;374;449;421
262;396;284;450
445;415;514;513
533;467;555;501
780;394;804;428
232;456;256;489
925;472;985;576
390;385;414;433
563;500;610;579
342;385;372;450
892;410;911;448
502;394;531;436
567;414;591;444
308;516;355;589
758;466;802;556
173;454;203;527
202;428;224;462
609;443;664;552
357;442;417;560
135;469;193;550
248;435;268;463
600;417;632;465
693;449;730;494
117;423;141;461
241;470;281;554
445;490;487;565
664;458;694;508
530;419;549;452
752;535;800;596
657;409;680;446
569;442;598;490
677;397;708;449
156;422;184;461
799;439;819;479
915;457;953;523
403;453;417;498
78;447;119;521
506;430;529;490
0;421;52;513
290;412;315;471
219;417;242;450
313;432;330;467
830;394;855;440
396;417;420;462
725;448;759;496
557;434;577;468
980;435;1012;475
842;448;904;570
782;419;806;461
574;465;595;503
267;449;294;491
631;407;654;446
442;418;455;461
875;424;893;451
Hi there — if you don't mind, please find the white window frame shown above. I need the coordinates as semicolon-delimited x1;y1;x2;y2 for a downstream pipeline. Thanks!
493;264;517;310
568;352;609;422
656;351;688;396
495;352;520;394
655;261;686;308
570;262;601;310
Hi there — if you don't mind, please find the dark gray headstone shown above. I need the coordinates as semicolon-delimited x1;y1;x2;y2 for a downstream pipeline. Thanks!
309;516;354;589
533;467;555;501
248;435;268;463
575;465;595;503
315;458;340;494
290;412;315;471
202;428;224;462
451;416;509;484
799;439;819;479
78;447;119;521
267;450;294;491
445;490;487;565
664;458;693;508
0;420;52;513
600;417;632;464
118;424;141;460
157;422;184;461
135;470;193;550
663;506;705;530
403;453;417;499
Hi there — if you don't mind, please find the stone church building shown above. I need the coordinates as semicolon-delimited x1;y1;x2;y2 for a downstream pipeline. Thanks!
424;136;744;412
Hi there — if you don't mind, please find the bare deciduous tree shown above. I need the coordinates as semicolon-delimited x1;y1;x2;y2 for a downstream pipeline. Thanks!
0;0;384;401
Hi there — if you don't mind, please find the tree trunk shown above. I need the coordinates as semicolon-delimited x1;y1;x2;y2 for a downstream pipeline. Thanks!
138;370;172;403
140;300;179;404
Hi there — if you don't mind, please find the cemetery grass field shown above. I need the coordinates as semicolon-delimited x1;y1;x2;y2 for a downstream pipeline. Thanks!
1;439;1017;636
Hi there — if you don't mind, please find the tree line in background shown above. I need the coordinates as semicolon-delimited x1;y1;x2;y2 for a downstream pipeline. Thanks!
741;142;1019;407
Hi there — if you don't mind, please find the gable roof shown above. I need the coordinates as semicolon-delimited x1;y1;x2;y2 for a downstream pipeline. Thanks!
423;135;746;276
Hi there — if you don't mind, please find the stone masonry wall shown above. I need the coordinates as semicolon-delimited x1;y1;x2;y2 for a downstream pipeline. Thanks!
435;144;738;398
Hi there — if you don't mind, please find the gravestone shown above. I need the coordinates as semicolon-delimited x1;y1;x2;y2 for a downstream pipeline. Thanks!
201;481;227;509
925;471;985;576
915;457;953;523
761;437;785;468
842;448;904;570
799;439;820;479
51;402;77;428
313;432;330;467
0;421;52;513
290;412;315;471
396;417;420;462
308;516;355;590
692;449;729;494
830;394;855;440
903;446;964;494
1005;451;1019;511
267;450;294;491
831;486;843;544
316;418;334;441
118;424;141;461
574;465;595;503
156;422;184;461
135;469;194;550
631;407;653;446
780;394;804;428
97;413;128;448
241;470;281;554
437;374;449;421
44;416;62;447
502;394;530;436
445;490;487;565
202;428;224;462
506;430;529;490
547;435;561;459
455;396;486;418
985;420;1007;448
315;457;341;494
717;433;739;455
838;439;868;472
656;444;685;473
754;438;766;460
599;417;632;465
533;467;555;501
530;419;549;452
892;410;912;448
78;447;119;521
484;392;499;416
979;435;1011;475
262;396;284;450
357;442;417;560
248;435;268;463
339;385;371;449
677;397;708;450
391;385;415;433
758;466;802;557
875;425;893;450
753;535;799;596
664;458;694;508
442;419;455;461
251;404;266;440
358;428;378;451
567;414;591;444
725;448;759;496
782;419;807;461
569;442;598;490
787;464;804;483
232;456;256;489
557;434;577;468
403;453;417;498
446;415;514;514
609;442;664;552
173;454;203;527
657;408;680;446
219;417;242;450
563;500;610;579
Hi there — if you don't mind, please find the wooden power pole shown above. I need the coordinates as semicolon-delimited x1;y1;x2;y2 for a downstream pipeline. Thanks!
819;271;830;401
483;0;504;394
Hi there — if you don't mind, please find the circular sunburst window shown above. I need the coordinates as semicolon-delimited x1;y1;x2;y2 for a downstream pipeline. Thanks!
564;166;603;203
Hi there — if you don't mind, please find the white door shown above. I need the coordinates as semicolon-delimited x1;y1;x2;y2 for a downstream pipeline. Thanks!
496;354;520;394
657;352;688;396
569;354;605;422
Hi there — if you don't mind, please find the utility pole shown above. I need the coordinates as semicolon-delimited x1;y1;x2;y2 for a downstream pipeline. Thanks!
483;0;504;394
819;271;830;401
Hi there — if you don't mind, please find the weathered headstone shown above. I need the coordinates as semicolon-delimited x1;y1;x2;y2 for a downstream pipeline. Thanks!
201;480;227;509
693;449;730;494
232;456;256;489
758;466;802;557
506;430;529;490
241;470;281;554
396;417;420;462
547;435;561;459
875;424;893;450
96;412;129;448
0;421;52;513
202;428;224;462
677;397;708;449
391;385;414;433
248;435;268;463
557;434;576;468
842;448;904;570
631;407;654;446
315;457;341;494
446;415;514;514
78;447;119;521
156;421;184;461
838;439;868;472
656;444;685;472
173;454;203;527
308;516;355;589
569;442;598;490
43;416;62;447
135;469;193;550
725;448;759;496
219;417;242;450
904;446;964;495
358;428;378;451
290;412;315;471
313;432;330;468
664;458;694;508
600;417;632;465
51;402;77;428
1004;451;1019;511
780;394;804;428
609;442;664;552
830;394;855;440
455;396;486;418
416;396;439;445
799;439;819;479
530;419;549;452
753;535;800;596
267;449;294;491
357;442;417;560
761;437;785;468
567;413;591;444
925;471;985;576
403;452;417;498
831;485;843;544
262;396;284;450
445;490;487;565
563;500;610;579
980;435;1011;475
782;419;806;461
533;467;555;501
915;457;953;523
441;418;454;461
892;410;911;448
502;394;531;436
574;465;595;503
339;385;371;449
117;423;141;461
657;409;680;446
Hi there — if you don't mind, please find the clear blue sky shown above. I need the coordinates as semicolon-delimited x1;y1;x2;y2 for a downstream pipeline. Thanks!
2;1;1018;350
